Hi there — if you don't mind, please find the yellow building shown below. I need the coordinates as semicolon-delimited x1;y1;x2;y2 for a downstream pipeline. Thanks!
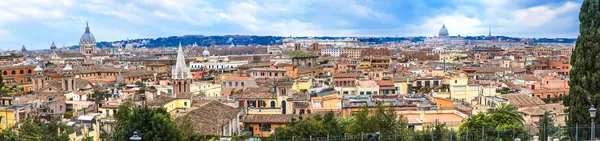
393;77;414;95
192;82;222;97
310;90;342;113
246;95;294;115
447;74;480;104
69;115;101;141
292;78;312;92
149;95;192;115
0;106;16;130
439;53;467;63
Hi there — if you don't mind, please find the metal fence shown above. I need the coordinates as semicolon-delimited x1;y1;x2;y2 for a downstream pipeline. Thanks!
253;125;600;141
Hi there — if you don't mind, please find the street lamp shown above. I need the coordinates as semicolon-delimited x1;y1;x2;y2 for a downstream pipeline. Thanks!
130;131;142;141
590;105;597;141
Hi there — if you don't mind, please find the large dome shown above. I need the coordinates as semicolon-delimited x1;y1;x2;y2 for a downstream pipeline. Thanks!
202;47;210;57
438;24;449;37
80;23;96;43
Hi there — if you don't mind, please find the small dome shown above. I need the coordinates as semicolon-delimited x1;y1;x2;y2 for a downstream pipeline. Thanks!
63;64;73;71
80;22;96;43
125;44;134;50
202;47;210;57
34;65;43;72
438;24;449;37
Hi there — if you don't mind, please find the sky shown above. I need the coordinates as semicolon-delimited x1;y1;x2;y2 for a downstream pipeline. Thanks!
0;0;583;50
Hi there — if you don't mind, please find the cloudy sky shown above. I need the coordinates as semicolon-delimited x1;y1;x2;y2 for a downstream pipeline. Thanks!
0;0;582;50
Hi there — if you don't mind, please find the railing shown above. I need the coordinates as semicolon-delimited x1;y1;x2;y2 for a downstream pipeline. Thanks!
254;125;600;141
248;107;282;113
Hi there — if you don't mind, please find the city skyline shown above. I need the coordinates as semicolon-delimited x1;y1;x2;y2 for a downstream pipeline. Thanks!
0;0;582;50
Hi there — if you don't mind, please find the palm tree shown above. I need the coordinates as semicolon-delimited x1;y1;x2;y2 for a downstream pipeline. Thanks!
486;103;525;123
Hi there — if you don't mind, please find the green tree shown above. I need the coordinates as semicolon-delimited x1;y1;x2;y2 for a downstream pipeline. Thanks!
111;102;184;141
459;104;528;141
176;115;199;140
18;118;42;140
566;0;600;139
135;80;145;87
413;121;455;141
486;103;524;123
92;90;105;112
0;129;19;141
536;111;557;141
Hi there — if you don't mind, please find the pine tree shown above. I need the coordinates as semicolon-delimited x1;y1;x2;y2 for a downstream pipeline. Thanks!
566;0;600;139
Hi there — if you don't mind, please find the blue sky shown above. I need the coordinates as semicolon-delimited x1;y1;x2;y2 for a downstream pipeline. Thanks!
0;0;582;50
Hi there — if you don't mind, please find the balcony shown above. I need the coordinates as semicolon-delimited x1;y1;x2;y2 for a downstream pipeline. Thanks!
247;107;282;114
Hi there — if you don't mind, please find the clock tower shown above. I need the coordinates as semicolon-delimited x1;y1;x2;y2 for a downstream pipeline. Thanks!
79;22;97;55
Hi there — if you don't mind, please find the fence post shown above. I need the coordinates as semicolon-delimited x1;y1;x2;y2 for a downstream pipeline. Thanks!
482;127;484;141
513;127;516;140
431;128;435;141
361;132;364;141
292;137;295;141
450;128;453;141
344;133;347;141
576;123;579;141
310;135;312;141
394;132;397;141
327;134;330;141
497;130;500;139
557;124;561;140
466;129;469;141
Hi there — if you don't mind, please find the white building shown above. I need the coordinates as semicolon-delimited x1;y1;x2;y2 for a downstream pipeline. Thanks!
191;82;222;97
321;48;341;57
283;37;360;48
190;60;248;70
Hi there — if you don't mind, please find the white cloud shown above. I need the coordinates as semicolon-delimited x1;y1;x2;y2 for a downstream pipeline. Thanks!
407;14;485;36
512;1;578;27
408;1;580;37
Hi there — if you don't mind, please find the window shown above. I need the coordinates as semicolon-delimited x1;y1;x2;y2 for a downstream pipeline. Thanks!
184;102;187;106
455;80;458;84
260;124;272;131
241;82;245;87
360;92;365;95
258;101;267;107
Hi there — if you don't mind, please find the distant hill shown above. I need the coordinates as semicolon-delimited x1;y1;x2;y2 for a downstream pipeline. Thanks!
67;35;575;49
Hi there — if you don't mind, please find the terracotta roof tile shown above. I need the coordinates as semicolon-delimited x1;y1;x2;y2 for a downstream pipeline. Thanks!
243;114;298;123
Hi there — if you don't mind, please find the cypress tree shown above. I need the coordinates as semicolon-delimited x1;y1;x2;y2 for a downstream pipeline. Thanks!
566;0;600;139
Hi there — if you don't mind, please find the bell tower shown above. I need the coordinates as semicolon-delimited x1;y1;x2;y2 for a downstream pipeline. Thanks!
171;42;191;97
32;65;45;91
61;64;75;91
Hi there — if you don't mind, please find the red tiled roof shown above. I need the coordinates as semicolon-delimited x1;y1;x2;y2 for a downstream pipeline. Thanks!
243;114;299;123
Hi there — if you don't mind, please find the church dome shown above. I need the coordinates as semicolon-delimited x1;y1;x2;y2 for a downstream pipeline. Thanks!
80;23;96;43
50;42;57;50
202;47;210;57
438;24;449;37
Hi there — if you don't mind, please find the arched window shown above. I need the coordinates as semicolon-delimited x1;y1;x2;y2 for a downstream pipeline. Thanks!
11;70;16;75
2;71;6;75
27;69;32;74
270;101;276;107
